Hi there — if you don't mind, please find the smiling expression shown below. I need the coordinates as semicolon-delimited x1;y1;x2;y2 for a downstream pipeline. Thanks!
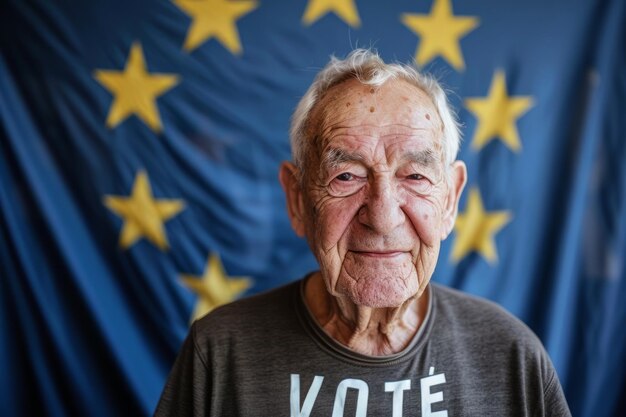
290;78;462;308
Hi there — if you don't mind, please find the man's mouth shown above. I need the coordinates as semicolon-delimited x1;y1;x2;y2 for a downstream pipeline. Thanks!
350;250;407;258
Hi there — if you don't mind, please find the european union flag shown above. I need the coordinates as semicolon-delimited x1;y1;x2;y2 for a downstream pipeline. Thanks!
0;0;624;416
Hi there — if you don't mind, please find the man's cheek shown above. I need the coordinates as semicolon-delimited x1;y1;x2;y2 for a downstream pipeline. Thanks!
317;201;361;249
318;219;347;252
406;203;442;245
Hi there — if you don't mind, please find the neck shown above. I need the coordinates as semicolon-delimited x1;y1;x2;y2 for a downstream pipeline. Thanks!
304;273;429;356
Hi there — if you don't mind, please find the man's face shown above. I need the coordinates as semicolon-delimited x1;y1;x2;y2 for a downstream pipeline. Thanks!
282;78;465;308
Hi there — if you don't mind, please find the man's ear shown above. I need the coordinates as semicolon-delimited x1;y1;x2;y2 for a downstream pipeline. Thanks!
279;162;306;237
441;161;467;240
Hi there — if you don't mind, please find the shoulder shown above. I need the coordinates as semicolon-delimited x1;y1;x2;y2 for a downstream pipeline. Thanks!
429;284;570;414
191;279;302;344
430;283;544;352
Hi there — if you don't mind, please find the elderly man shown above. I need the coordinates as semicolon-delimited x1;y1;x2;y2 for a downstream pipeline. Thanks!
154;50;570;416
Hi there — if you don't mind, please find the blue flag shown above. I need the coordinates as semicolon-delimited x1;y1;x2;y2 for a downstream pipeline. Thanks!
0;0;624;416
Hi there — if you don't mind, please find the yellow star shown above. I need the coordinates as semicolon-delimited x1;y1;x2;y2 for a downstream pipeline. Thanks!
401;0;479;71
451;188;512;264
302;0;361;27
180;253;252;321
464;70;534;152
94;43;179;133
103;171;185;250
174;0;258;54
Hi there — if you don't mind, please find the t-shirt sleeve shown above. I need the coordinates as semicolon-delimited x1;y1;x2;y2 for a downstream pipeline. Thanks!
543;367;572;417
153;324;211;417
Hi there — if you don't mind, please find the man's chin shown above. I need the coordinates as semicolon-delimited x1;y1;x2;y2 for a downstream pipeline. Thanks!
340;276;418;309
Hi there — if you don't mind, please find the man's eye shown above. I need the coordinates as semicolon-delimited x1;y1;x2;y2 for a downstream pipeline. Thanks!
328;172;366;196
403;172;433;195
336;173;354;181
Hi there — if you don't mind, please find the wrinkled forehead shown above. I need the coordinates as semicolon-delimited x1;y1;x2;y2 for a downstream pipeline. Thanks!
307;78;444;160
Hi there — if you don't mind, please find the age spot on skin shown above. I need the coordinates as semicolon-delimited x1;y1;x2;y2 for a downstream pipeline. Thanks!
425;113;431;120
369;106;375;113
370;88;375;94
346;102;351;107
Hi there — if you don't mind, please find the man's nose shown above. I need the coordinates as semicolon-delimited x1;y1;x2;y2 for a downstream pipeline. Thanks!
358;178;405;234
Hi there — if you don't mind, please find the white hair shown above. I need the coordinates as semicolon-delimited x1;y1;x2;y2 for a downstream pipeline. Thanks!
289;49;461;172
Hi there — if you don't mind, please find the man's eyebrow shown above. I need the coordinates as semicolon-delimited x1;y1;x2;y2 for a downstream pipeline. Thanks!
403;149;437;166
320;147;366;170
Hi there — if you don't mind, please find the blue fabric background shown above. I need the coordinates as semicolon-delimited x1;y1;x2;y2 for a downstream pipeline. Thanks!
0;0;624;415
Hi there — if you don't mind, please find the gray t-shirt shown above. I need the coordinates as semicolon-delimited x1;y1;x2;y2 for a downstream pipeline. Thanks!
154;279;571;416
